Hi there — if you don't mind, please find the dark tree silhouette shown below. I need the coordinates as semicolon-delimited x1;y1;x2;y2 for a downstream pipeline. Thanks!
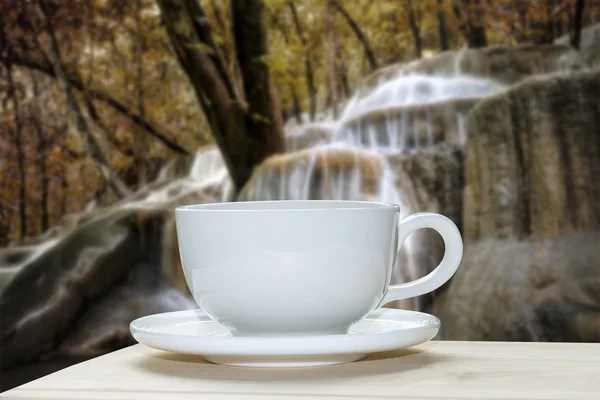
289;1;317;122
454;0;488;48
405;0;423;58
333;0;378;71
437;0;450;51
571;0;586;49
157;0;285;192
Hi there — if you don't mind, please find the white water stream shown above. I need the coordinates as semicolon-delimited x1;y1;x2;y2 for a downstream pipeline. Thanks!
2;63;506;309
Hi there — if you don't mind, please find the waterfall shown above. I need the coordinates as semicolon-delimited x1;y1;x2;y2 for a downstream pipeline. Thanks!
1;63;507;310
237;72;505;309
107;70;505;310
2;45;592;370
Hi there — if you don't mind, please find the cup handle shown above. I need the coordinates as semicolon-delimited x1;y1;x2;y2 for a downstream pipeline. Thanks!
381;212;463;306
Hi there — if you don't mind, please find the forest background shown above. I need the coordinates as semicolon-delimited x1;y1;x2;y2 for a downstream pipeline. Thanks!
0;0;596;243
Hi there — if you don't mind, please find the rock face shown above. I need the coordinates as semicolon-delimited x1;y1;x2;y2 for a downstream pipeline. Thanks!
437;68;600;341
285;123;335;152
481;43;588;83
0;147;230;370
463;69;600;243
0;208;196;369
434;232;600;342
358;43;587;91
386;143;463;312
556;23;600;69
389;143;464;229
338;97;478;150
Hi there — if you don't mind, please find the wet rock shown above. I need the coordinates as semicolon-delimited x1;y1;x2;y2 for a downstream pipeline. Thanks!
386;143;464;312
0;209;149;368
556;23;600;69
434;232;600;342
56;258;196;357
357;43;586;92
0;242;60;292
463;69;600;243
388;143;464;228
0;207;196;369
0;146;227;365
285;123;335;151
339;97;478;151
0;144;230;369
437;68;600;342
482;43;587;84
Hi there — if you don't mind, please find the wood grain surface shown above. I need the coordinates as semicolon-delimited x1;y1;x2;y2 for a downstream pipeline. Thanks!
3;341;600;399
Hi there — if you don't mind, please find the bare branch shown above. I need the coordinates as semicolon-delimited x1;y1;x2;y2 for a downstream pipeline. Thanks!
288;1;317;121
333;0;378;71
4;52;190;155
36;1;131;198
157;0;285;191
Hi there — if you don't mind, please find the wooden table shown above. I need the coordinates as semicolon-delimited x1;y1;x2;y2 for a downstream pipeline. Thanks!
3;341;600;399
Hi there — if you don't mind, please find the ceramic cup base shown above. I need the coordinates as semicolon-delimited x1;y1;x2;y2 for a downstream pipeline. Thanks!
203;353;367;368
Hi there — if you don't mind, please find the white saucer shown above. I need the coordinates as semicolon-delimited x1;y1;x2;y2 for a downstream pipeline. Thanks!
130;308;440;368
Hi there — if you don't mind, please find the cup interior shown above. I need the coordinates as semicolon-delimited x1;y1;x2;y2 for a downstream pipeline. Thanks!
176;200;396;212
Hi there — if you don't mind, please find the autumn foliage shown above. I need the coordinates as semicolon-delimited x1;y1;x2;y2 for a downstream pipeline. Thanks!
1;0;598;244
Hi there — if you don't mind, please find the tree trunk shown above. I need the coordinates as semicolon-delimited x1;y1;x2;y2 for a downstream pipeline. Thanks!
31;74;49;232
209;0;245;101
339;63;351;99
230;0;285;178
60;169;68;217
436;0;450;51
37;128;49;233
571;0;586;49
288;84;303;125
545;0;554;43
157;0;284;192
5;63;27;239
333;0;378;71
453;0;488;48
289;1;317;122
36;1;131;198
327;0;339;119
273;18;303;125
331;6;350;100
405;0;423;58
134;0;147;187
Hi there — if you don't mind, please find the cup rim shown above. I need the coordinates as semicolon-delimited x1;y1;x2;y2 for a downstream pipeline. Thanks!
175;200;399;213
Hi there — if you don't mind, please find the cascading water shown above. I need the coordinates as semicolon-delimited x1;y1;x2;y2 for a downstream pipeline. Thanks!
106;69;504;216
102;69;503;310
332;74;503;153
1;60;506;310
339;75;503;121
80;148;229;213
236;71;505;309
2;46;590;373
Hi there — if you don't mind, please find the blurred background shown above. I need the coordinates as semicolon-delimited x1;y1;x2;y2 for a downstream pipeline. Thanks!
1;0;599;391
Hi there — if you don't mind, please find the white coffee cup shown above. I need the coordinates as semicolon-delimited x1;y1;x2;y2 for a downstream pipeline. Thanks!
175;200;462;337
